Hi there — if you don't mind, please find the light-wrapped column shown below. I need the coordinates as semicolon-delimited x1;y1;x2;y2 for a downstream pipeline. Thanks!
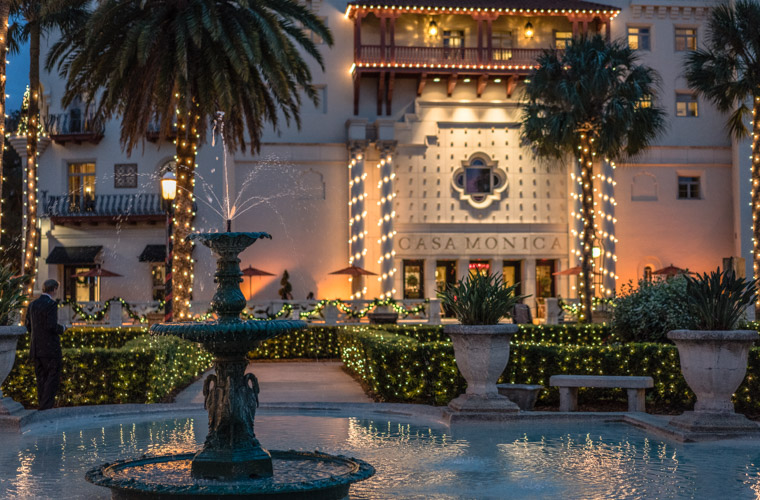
348;143;368;298
376;143;396;298
600;159;618;296
569;155;584;298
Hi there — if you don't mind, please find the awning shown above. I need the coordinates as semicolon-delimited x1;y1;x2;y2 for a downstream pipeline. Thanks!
46;245;102;265
138;245;166;263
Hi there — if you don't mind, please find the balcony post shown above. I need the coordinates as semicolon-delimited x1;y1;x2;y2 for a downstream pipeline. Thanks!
389;14;397;64
486;18;493;64
476;18;483;64
380;15;386;63
605;18;611;42
354;13;362;61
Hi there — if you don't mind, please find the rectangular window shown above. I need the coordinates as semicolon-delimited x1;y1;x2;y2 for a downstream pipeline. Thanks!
469;260;490;277
68;162;96;212
114;163;138;188
554;31;573;49
535;259;556;298
676;92;698;117
63;265;100;302
636;95;653;109
151;263;166;301
492;31;513;60
443;30;465;60
628;27;651;51
309;16;327;44
675;27;696;51
465;167;492;194
678;175;701;199
403;260;424;299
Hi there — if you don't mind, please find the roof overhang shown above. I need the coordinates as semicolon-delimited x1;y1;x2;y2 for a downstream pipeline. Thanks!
346;0;620;18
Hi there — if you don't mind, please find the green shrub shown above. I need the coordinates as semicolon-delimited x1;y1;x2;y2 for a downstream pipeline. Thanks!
337;328;760;411
612;276;696;342
249;326;341;359
2;334;213;406
16;325;149;351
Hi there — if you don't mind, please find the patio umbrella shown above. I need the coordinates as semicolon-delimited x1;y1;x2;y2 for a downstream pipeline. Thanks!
72;268;122;278
553;265;582;276
328;265;378;277
652;264;691;276
241;266;274;298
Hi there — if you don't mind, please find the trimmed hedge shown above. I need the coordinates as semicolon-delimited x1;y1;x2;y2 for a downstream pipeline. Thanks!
2;335;213;406
345;323;613;346
16;326;149;350
337;328;760;412
248;326;341;359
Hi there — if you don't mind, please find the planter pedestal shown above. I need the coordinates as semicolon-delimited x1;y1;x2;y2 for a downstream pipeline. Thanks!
0;325;32;431
445;324;520;415
666;329;760;439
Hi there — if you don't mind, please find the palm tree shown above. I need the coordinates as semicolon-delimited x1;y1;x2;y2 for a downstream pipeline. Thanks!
9;0;87;294
684;0;760;284
521;35;666;322
54;0;331;319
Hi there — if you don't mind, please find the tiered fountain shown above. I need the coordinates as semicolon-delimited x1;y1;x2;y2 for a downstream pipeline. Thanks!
86;229;374;499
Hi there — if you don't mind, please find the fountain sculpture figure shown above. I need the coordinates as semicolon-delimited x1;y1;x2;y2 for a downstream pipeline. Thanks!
86;228;374;499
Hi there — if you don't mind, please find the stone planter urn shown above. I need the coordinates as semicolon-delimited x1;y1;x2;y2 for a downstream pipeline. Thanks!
0;325;28;418
445;324;520;413
667;329;760;433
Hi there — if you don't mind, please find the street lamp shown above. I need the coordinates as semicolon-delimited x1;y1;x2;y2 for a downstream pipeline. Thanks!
161;171;177;322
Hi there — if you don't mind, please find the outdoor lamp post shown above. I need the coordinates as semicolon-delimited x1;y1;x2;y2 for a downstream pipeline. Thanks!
161;171;177;322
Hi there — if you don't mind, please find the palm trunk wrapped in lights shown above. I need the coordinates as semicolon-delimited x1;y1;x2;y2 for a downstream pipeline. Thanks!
173;107;200;320
753;99;760;303
22;22;42;291
0;0;10;247
578;132;595;322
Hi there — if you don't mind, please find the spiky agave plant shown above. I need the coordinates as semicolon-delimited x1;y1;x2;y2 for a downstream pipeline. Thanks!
437;272;528;325
684;267;758;330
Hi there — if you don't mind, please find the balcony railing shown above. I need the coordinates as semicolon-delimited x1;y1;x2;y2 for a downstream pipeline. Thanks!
43;193;163;221
357;45;549;69
45;111;105;145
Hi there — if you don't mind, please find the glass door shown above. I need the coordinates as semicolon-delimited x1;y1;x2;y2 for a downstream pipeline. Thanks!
436;260;457;317
503;260;522;298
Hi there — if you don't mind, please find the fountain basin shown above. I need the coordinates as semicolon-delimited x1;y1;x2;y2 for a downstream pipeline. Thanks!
86;450;374;500
151;320;305;355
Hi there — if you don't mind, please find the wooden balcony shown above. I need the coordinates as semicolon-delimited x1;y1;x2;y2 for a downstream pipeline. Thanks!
357;45;547;71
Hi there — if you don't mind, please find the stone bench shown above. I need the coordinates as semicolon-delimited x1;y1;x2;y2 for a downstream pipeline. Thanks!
549;375;654;413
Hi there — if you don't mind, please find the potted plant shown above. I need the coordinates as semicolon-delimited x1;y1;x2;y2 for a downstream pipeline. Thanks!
0;266;29;418
438;271;527;412
667;267;759;433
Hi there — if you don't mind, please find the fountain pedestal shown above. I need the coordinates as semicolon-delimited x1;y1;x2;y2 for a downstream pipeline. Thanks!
193;357;272;479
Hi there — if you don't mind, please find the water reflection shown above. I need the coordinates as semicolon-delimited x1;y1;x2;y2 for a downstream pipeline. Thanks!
2;413;760;499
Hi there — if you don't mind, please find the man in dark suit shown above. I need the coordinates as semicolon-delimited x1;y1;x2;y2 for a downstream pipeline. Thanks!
26;279;64;410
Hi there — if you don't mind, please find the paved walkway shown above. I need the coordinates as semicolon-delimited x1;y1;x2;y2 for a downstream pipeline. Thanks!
174;361;372;405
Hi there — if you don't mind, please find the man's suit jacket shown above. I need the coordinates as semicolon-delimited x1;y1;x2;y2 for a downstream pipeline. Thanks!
26;295;64;359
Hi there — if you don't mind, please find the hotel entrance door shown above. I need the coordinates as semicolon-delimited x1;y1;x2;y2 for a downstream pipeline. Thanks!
436;260;457;316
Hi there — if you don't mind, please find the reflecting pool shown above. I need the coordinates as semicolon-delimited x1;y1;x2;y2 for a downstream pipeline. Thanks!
2;410;760;499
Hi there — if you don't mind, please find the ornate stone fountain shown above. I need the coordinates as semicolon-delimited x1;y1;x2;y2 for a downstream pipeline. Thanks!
86;231;374;499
